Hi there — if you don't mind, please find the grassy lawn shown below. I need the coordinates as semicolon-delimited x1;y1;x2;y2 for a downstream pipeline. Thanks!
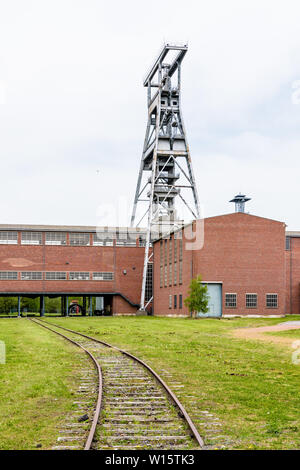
266;329;300;339
42;315;300;450
0;319;87;450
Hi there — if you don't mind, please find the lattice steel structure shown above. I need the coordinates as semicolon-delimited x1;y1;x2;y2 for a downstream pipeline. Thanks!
131;44;200;312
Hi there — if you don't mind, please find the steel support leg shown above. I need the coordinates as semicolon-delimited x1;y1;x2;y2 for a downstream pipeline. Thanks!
40;295;45;317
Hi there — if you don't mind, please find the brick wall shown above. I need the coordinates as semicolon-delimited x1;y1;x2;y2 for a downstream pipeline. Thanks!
0;239;144;314
154;213;286;317
285;236;300;314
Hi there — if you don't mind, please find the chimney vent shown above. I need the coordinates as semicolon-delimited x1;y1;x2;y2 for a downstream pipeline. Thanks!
229;193;251;213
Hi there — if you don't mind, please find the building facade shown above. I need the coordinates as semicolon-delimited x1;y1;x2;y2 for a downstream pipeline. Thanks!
0;224;149;315
1;213;300;317
153;213;290;317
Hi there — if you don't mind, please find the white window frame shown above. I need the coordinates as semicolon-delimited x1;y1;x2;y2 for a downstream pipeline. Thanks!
21;272;43;280
45;272;67;280
246;293;258;308
169;294;172;309
21;232;42;245
92;272;114;281
45;232;67;245
69;233;90;246
0;231;18;245
69;272;90;280
225;293;237;308
0;271;18;280
266;293;278;308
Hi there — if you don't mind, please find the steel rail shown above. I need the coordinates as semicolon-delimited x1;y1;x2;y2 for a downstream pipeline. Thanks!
29;318;103;451
37;318;204;448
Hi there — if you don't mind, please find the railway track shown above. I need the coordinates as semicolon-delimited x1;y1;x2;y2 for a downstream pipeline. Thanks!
31;318;204;450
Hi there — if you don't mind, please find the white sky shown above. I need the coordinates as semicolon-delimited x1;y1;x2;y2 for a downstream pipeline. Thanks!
1;0;300;229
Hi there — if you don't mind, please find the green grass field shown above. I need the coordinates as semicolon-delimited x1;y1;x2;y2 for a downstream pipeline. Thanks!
0;319;88;450
266;329;300;339
0;315;300;450
43;315;300;450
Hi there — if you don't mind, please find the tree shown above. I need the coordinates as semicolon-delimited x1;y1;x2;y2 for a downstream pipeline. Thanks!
184;275;210;318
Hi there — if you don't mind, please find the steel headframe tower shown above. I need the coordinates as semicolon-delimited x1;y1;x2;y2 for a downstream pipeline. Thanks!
131;43;200;312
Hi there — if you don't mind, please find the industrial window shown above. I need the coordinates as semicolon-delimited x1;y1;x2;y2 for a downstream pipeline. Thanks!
179;260;183;285
169;238;172;286
169;295;172;309
266;294;278;308
45;272;67;280
179;294;183;309
0;231;18;244
164;265;167;287
225;293;237;308
160;266;163;288
179;238;183;261
92;272;114;281
174;295;177;309
169;237;172;263
138;234;146;247
45;232;67;245
0;271;18;280
21;272;43;280
174;262;177;286
21;232;42;245
174;237;177;262
285;237;291;250
246;293;257;308
164;239;168;266
69;272;90;280
116;232;137;246
169;263;172;286
160;241;163;266
69;233;90;246
93;233;114;246
145;263;153;302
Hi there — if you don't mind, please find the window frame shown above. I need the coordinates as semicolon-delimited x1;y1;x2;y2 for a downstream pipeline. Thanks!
245;293;258;308
21;272;43;280
69;272;90;280
45;232;67;246
266;293;278;308
225;293;237;308
45;272;67;280
92;272;114;281
0;271;18;280
69;233;90;246
21;232;42;245
0;231;18;245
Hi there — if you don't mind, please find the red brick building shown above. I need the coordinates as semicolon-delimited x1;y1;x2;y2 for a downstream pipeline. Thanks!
153;213;290;317
0;224;149;315
1;213;300;317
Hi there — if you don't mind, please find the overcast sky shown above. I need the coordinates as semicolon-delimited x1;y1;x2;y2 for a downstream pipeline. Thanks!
1;0;300;229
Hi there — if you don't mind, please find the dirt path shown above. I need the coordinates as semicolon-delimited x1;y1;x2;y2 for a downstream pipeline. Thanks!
232;323;300;347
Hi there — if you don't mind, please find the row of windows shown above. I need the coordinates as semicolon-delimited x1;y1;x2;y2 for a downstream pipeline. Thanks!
0;271;114;281
169;294;183;309
0;231;145;246
160;237;183;287
225;293;278;308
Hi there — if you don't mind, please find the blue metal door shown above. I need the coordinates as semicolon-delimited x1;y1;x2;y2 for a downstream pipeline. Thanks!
197;283;222;318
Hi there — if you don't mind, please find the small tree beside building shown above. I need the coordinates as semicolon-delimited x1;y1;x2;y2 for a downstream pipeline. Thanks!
184;275;210;318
